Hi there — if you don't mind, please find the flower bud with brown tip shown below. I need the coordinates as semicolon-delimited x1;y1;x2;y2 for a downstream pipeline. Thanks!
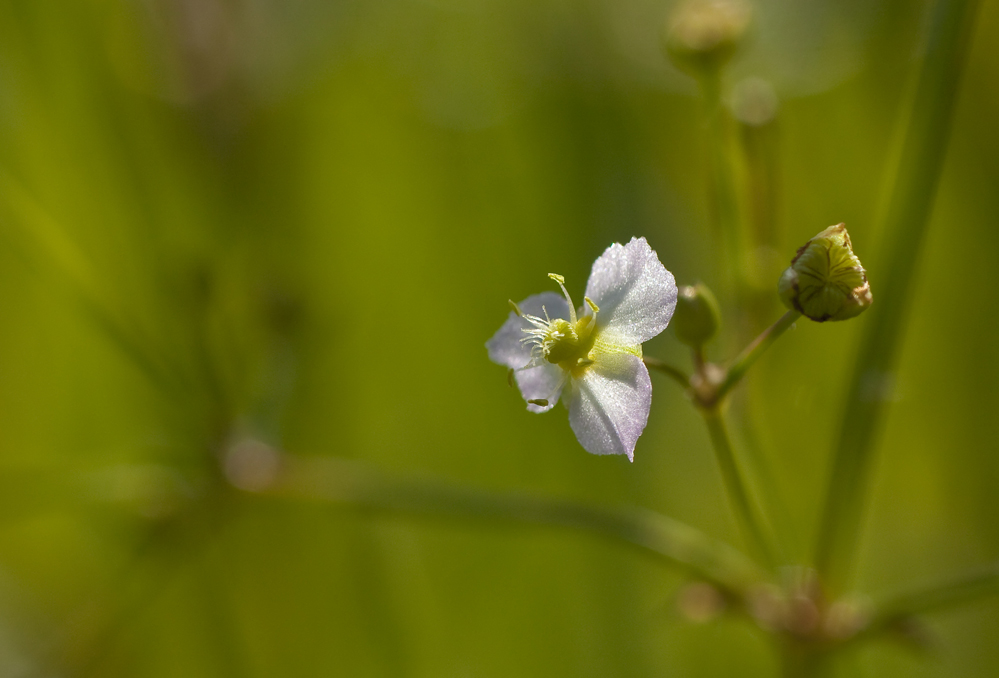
778;224;873;322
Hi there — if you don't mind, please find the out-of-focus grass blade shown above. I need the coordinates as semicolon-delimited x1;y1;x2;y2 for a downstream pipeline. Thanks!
814;0;982;595
0;169;182;396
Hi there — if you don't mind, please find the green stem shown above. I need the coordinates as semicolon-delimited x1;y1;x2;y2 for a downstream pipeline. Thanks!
859;560;999;644
262;454;764;596
734;401;804;561
701;74;745;290
642;357;691;390
814;0;982;595
701;408;777;569
0;168;184;396
779;643;829;678
716;310;800;403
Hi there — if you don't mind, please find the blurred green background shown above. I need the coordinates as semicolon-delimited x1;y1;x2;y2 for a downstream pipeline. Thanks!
0;0;997;675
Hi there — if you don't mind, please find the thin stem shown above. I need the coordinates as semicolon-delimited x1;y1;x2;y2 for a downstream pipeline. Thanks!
701;74;746;291
692;345;706;372
261;454;764;596
733;401;804;561
642;357;691;390
814;0;982;595
779;643;830;678
701;408;777;569
0;168;185;397
716;310;800;402
859;560;999;643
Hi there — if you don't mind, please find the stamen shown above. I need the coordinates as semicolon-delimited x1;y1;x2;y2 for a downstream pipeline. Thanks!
522;314;547;330
548;273;577;325
584;297;599;314
527;399;549;407
508;300;523;317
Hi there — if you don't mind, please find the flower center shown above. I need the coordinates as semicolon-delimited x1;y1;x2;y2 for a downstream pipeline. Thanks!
522;274;601;369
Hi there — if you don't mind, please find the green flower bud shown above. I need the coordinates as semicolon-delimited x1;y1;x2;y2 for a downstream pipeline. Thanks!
778;224;873;322
663;0;752;78
671;283;722;348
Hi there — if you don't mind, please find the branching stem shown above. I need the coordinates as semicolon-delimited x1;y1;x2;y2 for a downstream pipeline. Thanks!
261;453;764;597
715;310;801;403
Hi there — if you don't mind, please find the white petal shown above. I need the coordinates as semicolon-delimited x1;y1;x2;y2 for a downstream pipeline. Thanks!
566;353;652;461
485;291;570;369
584;237;678;346
514;362;566;413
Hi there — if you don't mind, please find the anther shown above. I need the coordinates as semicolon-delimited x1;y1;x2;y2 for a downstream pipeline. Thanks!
508;300;523;317
528;399;549;407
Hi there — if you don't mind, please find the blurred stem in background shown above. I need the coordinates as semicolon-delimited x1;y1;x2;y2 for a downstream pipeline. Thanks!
814;0;982;597
0;169;185;398
663;0;753;299
779;648;831;678
730;77;785;340
255;450;765;596
858;560;999;645
701;73;747;294
732;78;781;264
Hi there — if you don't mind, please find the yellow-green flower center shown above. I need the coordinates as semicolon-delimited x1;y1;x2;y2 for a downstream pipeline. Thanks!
522;274;601;371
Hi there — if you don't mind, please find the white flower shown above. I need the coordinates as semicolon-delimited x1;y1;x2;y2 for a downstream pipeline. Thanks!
486;237;678;461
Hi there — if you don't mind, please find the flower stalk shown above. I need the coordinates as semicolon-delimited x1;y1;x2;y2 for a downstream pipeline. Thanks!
702;407;778;569
715;309;800;404
648;308;800;410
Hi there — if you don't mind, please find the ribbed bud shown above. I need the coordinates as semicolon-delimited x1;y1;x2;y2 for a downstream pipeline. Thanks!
778;224;872;322
663;0;752;78
671;283;722;348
